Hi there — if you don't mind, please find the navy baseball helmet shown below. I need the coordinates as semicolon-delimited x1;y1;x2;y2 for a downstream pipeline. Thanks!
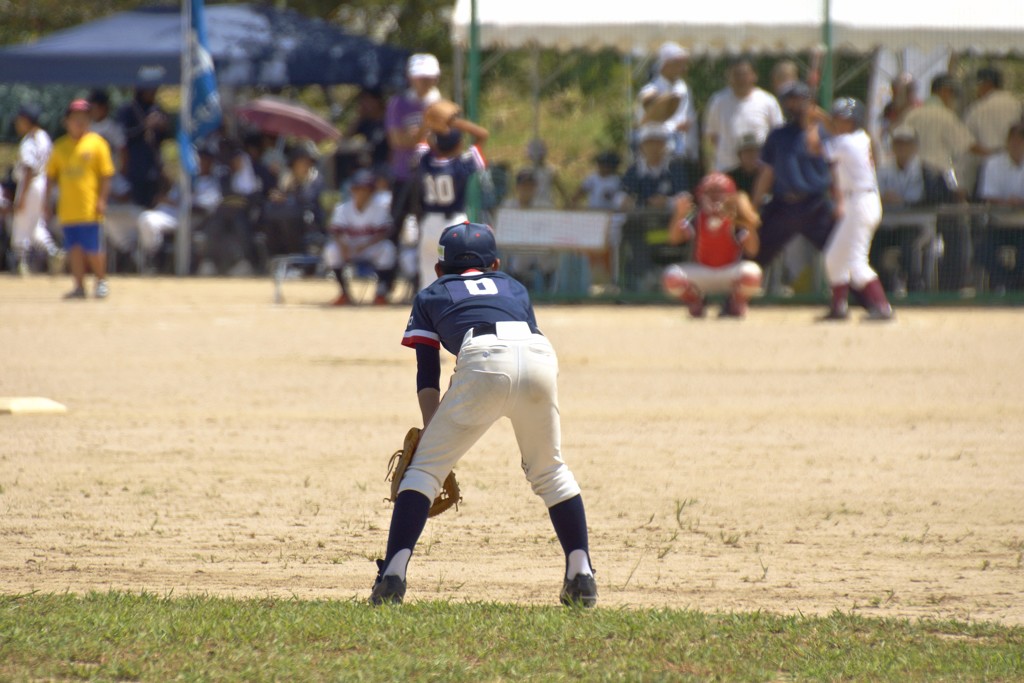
831;97;865;127
438;222;498;269
432;128;463;153
349;168;376;188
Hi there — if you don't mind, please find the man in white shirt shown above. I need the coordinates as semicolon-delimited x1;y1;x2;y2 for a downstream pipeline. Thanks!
976;123;1024;292
10;103;62;275
636;42;699;164
704;55;784;172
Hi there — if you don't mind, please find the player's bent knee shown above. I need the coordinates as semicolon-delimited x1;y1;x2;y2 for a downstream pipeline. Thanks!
662;264;691;299
398;468;444;503
528;464;582;508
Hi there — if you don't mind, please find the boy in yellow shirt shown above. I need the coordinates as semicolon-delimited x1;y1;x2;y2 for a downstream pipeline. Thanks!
46;99;115;299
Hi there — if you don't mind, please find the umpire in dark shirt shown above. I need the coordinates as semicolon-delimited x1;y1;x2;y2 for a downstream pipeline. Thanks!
751;81;835;270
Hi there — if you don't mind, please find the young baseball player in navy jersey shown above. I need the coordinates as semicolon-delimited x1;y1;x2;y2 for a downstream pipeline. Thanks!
370;222;597;607
415;118;488;291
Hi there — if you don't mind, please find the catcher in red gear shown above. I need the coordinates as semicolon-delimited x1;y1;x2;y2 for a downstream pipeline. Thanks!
661;172;764;318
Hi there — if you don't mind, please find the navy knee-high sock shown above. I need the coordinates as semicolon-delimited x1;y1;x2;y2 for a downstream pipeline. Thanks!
381;490;431;570
548;494;590;558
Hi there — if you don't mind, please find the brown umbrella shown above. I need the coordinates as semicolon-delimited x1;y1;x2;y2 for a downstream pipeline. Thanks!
235;97;340;142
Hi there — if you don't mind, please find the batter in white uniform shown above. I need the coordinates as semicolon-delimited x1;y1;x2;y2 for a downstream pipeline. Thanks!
821;98;894;321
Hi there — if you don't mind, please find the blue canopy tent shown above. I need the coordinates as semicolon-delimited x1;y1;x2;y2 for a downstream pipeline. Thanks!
0;3;408;90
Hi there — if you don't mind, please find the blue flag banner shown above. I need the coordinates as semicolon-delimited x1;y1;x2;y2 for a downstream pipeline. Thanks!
178;0;221;176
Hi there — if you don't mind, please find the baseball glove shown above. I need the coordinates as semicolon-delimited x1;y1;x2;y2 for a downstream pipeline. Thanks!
423;99;461;134
386;427;461;517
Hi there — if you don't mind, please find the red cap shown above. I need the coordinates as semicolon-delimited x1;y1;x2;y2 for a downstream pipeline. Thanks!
67;99;91;114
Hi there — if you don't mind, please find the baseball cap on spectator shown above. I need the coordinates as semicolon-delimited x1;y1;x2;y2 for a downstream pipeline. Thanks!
778;81;811;100
658;41;689;66
87;89;110;107
891;125;917;143
16;102;42;125
350;168;376;188
66;99;91;114
407;53;440;79
595;150;621;168
976;67;1002;88
637;122;671;143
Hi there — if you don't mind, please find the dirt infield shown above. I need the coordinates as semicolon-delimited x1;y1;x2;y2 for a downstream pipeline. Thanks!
2;276;1022;624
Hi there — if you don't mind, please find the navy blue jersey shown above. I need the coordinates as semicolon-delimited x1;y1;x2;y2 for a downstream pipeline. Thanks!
760;123;832;197
419;145;486;215
402;270;538;355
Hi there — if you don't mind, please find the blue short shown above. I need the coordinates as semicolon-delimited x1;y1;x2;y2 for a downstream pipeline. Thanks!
62;223;102;253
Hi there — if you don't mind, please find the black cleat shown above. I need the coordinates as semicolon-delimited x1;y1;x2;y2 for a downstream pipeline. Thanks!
864;306;894;322
560;573;598;608
369;559;406;606
816;308;849;322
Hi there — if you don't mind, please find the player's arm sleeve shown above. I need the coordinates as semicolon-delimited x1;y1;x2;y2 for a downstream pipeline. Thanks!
97;139;115;178
415;344;442;392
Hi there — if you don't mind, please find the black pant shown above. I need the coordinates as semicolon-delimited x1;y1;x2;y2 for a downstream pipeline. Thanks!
755;195;835;268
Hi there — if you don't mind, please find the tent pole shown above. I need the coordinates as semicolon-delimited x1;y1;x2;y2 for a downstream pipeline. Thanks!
176;0;193;277
467;0;480;220
820;0;834;107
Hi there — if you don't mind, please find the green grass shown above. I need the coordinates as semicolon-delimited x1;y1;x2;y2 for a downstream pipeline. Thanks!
1;592;1022;681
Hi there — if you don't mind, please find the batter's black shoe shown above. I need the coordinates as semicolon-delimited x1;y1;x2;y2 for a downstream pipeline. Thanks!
560;573;598;608
369;559;406;606
864;306;894;322
816;308;849;322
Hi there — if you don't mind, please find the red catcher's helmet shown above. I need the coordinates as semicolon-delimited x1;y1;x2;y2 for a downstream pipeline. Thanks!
696;172;737;215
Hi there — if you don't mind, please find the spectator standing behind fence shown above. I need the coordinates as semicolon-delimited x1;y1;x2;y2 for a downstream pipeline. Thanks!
572;151;622;211
524;139;569;208
10;103;62;275
387;54;442;251
617;123;689;292
725;133;762;197
965;68;1024;190
323;168;396;306
976;123;1024;294
750;82;835;278
704;56;784;173
636;42;699;168
873;125;954;294
262;146;323;258
116;86;170;209
900;74;980;199
46;99;114;300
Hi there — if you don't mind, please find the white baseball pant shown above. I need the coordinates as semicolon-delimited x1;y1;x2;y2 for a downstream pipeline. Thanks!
668;260;763;297
399;322;582;509
418;212;467;291
137;210;178;256
824;190;882;288
323;239;397;270
10;177;57;254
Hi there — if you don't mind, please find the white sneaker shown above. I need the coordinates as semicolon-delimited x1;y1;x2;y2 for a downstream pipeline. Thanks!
47;250;66;276
94;279;110;299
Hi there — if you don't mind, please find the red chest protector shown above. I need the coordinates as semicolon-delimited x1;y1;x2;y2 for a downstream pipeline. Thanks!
693;212;741;268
